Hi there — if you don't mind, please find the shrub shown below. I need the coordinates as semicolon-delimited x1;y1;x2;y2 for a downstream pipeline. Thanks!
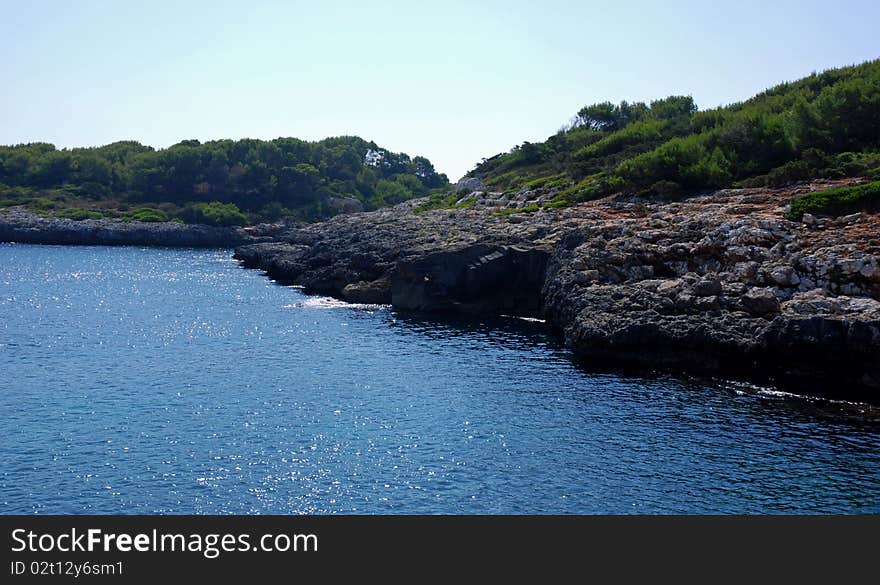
54;208;104;220
33;197;59;211
180;201;247;226
574;119;667;160
543;198;572;209
787;180;880;219
413;190;468;213
370;179;412;207
523;173;568;190
125;208;168;222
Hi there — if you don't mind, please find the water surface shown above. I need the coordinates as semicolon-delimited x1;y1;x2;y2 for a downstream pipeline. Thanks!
1;244;877;513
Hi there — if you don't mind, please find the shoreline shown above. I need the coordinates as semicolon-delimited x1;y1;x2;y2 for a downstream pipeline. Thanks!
0;209;282;248
232;181;880;402
4;185;879;402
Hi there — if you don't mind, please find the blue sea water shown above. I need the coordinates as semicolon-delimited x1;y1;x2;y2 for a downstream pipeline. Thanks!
0;243;877;514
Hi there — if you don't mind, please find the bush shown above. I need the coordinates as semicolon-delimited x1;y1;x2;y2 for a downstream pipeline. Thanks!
370;179;412;208
787;181;880;220
413;189;469;213
543;198;572;209
523;173;569;190
555;175;622;202
574;119;667;160
33;197;59;211
180;201;247;226
829;150;880;177
54;208;104;220
125;207;168;222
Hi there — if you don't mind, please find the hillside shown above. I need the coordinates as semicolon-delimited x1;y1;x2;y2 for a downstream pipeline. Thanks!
0;136;448;225
453;59;880;211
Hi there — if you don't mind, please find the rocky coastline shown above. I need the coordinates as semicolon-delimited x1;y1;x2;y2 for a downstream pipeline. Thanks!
3;182;878;400
0;209;275;247
234;179;880;400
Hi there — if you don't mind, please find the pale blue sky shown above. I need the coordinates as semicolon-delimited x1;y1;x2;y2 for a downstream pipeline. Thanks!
2;0;878;180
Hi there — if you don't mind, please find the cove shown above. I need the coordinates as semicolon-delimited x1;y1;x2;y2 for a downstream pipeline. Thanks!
1;243;878;514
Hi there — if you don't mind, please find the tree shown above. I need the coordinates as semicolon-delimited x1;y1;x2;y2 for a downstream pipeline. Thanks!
29;150;72;187
577;102;619;131
394;173;424;196
373;179;411;207
412;155;441;187
650;95;697;121
278;163;320;205
0;135;448;220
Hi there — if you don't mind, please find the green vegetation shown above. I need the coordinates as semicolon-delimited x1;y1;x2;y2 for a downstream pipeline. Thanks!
414;190;477;213
0;136;448;223
54;208;105;221
497;204;541;216
179;202;246;226
468;59;880;208
4;60;878;222
123;208;168;223
787;181;880;220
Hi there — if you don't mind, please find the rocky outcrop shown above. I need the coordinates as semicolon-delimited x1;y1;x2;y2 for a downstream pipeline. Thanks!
234;179;879;399
328;197;365;215
0;210;270;247
392;244;550;315
541;202;880;397
454;176;483;193
233;204;551;309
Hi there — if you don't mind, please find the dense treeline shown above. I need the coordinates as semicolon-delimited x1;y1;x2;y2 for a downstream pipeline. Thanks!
470;59;880;205
0;136;448;224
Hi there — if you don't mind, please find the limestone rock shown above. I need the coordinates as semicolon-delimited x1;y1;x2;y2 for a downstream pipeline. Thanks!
454;177;483;193
742;287;781;315
328;197;364;215
227;178;880;399
341;279;392;304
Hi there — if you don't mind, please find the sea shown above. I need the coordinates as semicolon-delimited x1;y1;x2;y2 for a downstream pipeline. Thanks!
1;243;877;514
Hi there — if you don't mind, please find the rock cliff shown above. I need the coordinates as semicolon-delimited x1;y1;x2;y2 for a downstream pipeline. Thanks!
234;180;880;399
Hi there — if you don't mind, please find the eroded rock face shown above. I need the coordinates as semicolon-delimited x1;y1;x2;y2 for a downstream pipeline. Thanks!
392;244;550;315
342;279;392;304
233;208;552;311
233;242;312;285
233;179;880;398
539;181;879;397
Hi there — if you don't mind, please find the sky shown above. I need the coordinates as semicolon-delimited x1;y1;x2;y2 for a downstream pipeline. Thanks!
1;1;878;181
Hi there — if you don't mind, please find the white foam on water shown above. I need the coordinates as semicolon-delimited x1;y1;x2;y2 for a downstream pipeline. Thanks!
284;296;388;311
500;314;547;323
723;379;875;409
755;387;872;408
756;388;802;399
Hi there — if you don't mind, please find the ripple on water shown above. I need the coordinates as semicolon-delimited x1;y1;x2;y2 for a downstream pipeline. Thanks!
0;243;878;514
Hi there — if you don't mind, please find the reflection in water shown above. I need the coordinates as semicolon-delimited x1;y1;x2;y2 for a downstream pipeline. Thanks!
0;243;877;514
